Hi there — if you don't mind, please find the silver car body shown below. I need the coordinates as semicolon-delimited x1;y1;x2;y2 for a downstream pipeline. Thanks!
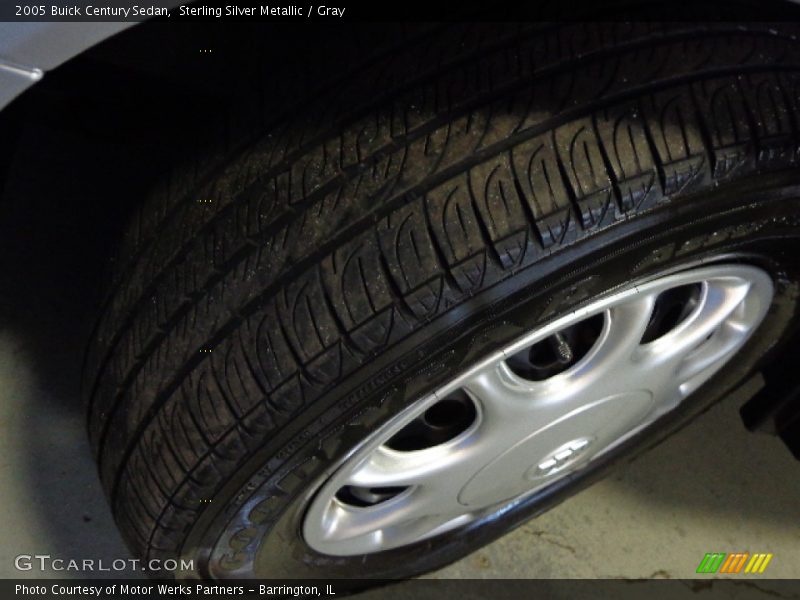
0;23;135;110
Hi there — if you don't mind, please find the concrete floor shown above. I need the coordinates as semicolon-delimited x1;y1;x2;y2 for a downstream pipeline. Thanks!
0;96;798;590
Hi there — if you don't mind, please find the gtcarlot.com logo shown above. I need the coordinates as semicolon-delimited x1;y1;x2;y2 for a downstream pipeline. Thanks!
14;554;193;573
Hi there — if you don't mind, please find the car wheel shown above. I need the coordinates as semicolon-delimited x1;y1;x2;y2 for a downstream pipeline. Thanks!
84;19;800;581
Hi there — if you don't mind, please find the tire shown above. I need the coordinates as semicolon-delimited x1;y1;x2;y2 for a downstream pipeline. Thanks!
85;19;800;581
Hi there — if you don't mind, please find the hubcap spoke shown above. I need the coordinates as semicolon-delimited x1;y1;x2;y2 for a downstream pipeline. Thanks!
464;361;547;423
346;445;462;489
576;293;657;398
303;264;773;556
644;279;749;364
604;293;660;363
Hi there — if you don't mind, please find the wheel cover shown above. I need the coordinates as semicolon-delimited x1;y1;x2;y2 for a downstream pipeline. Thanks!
302;264;774;556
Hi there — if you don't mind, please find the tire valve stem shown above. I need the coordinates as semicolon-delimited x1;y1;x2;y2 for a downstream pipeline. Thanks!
552;332;573;365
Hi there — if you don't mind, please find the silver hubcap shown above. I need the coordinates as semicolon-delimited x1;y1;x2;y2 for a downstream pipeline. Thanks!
303;264;773;556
